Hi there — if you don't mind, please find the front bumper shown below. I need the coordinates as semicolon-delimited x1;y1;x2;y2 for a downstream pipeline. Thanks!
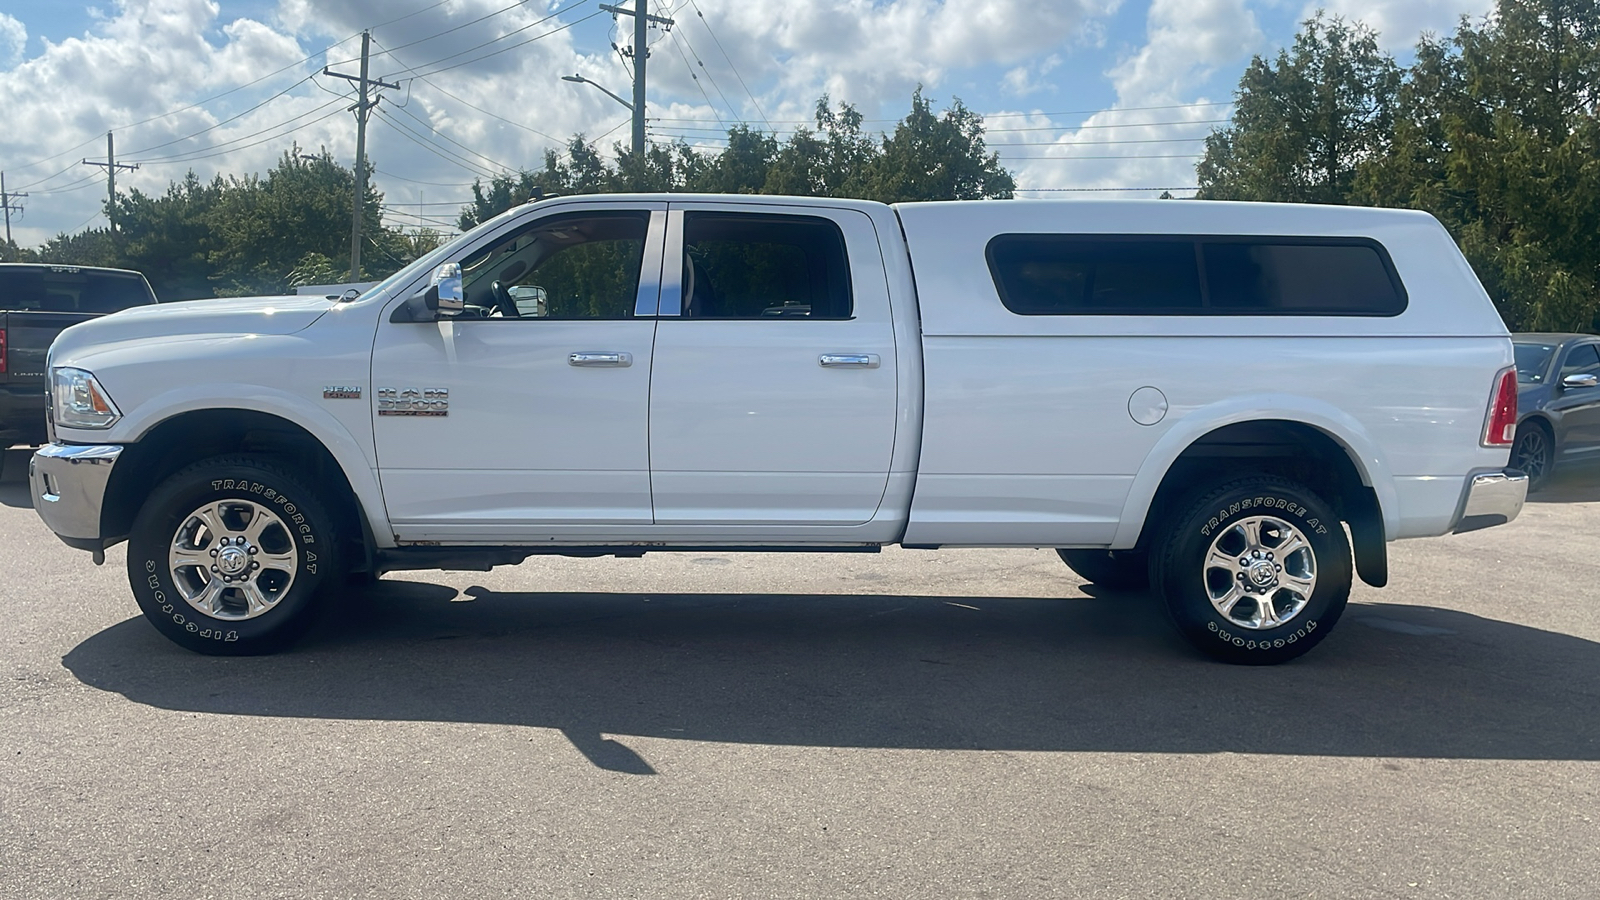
1451;468;1529;534
30;442;122;547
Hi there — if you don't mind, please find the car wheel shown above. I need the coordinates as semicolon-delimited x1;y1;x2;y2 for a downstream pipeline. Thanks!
1149;474;1351;665
1056;548;1149;590
1511;422;1553;491
126;455;339;655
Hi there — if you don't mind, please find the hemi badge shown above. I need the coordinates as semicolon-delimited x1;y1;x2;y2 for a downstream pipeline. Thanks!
323;386;362;399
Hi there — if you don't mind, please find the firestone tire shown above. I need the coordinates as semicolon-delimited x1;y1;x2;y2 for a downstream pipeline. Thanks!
126;455;339;655
1150;474;1351;665
1056;548;1149;590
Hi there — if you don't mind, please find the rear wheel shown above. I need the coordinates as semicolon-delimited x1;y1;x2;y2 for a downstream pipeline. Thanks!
1511;421;1553;491
1056;548;1148;590
1149;475;1351;665
126;455;339;655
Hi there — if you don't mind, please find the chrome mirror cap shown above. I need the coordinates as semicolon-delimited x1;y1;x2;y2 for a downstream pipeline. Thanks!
1560;372;1599;389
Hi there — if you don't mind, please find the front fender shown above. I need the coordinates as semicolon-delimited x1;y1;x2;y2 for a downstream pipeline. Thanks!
1110;394;1398;549
96;384;391;549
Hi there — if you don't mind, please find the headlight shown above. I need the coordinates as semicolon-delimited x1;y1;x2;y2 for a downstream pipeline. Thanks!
51;367;122;429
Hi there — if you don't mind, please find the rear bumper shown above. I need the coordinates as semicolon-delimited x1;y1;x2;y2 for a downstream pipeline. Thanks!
30;442;121;546
0;383;48;447
1451;468;1529;534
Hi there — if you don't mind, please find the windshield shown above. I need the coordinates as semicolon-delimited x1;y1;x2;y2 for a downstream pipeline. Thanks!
1513;342;1556;384
351;207;525;303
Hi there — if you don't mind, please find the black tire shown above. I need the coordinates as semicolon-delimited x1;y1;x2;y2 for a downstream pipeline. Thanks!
1056;548;1149;590
1511;421;1553;491
1149;474;1351;665
126;455;340;655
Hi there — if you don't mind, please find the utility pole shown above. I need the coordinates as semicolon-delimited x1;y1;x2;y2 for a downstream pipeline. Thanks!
324;31;398;281
1;172;26;251
82;132;138;234
599;1;673;158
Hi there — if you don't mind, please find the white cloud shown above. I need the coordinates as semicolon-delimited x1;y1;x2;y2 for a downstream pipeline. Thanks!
1003;55;1063;97
1109;0;1260;104
1306;0;1495;49
997;0;1258;197
0;13;25;67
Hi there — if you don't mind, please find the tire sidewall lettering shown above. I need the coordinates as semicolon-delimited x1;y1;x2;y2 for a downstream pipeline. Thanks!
133;467;327;639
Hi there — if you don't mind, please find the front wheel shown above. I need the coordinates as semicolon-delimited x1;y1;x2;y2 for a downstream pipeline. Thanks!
1150;475;1351;665
126;455;340;655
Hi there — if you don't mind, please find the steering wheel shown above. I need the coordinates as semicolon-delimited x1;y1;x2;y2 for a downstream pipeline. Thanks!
489;280;519;318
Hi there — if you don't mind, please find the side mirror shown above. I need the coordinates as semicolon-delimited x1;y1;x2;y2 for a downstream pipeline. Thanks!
1561;372;1599;389
390;263;465;323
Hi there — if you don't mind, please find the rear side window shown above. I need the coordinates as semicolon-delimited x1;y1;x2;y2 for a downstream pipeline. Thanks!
987;235;1406;316
0;267;155;313
681;213;852;319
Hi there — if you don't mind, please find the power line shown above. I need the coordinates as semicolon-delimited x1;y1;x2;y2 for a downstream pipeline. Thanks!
647;100;1235;125
372;107;502;178
665;18;738;125
375;168;480;187
385;101;525;172
1002;153;1205;160
125;97;349;164
409;8;605;78
9;31;363;176
369;36;567;145
665;26;724;129
647;117;1231;134
120;74;320;157
683;0;769;130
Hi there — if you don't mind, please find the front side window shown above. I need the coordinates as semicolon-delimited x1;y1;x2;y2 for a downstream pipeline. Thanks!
458;211;649;319
680;213;852;319
1559;343;1600;380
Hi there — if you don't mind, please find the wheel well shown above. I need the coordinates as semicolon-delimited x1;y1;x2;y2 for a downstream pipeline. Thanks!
1139;420;1387;587
103;410;370;571
1518;415;1553;437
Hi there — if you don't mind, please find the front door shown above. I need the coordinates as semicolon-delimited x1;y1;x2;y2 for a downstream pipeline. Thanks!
371;203;666;541
646;203;899;526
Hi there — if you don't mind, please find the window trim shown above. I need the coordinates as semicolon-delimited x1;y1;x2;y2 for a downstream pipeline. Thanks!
985;233;1409;317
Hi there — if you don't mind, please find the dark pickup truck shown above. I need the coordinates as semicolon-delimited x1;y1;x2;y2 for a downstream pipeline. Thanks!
1;264;158;447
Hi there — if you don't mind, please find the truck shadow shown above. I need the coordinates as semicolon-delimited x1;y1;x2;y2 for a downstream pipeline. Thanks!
63;581;1600;771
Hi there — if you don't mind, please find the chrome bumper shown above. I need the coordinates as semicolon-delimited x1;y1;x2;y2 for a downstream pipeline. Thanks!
1452;468;1528;534
30;443;121;545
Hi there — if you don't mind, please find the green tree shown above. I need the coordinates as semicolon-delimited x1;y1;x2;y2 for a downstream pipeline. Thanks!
456;90;1016;227
1354;0;1600;330
1198;13;1401;203
865;88;1014;202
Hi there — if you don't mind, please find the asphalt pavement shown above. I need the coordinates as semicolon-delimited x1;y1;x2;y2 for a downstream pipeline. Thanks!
2;447;1597;899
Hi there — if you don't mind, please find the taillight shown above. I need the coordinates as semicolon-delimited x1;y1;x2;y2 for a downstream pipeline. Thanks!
0;328;7;374
1483;366;1517;446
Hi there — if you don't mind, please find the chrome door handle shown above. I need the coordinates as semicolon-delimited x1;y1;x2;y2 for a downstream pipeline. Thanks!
568;351;632;367
819;353;880;369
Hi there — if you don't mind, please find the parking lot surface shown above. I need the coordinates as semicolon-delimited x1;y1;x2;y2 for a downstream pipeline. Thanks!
2;447;1597;899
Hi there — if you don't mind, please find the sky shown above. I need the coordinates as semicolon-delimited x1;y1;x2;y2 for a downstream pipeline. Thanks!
0;0;1496;248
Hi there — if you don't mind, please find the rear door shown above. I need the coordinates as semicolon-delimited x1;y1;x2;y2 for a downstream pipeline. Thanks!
646;202;899;526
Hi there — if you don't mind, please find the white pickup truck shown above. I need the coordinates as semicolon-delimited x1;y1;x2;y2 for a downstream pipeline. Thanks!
30;194;1527;663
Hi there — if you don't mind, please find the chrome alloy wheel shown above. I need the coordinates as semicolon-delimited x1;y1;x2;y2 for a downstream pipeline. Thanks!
168;500;298;621
1203;515;1317;630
